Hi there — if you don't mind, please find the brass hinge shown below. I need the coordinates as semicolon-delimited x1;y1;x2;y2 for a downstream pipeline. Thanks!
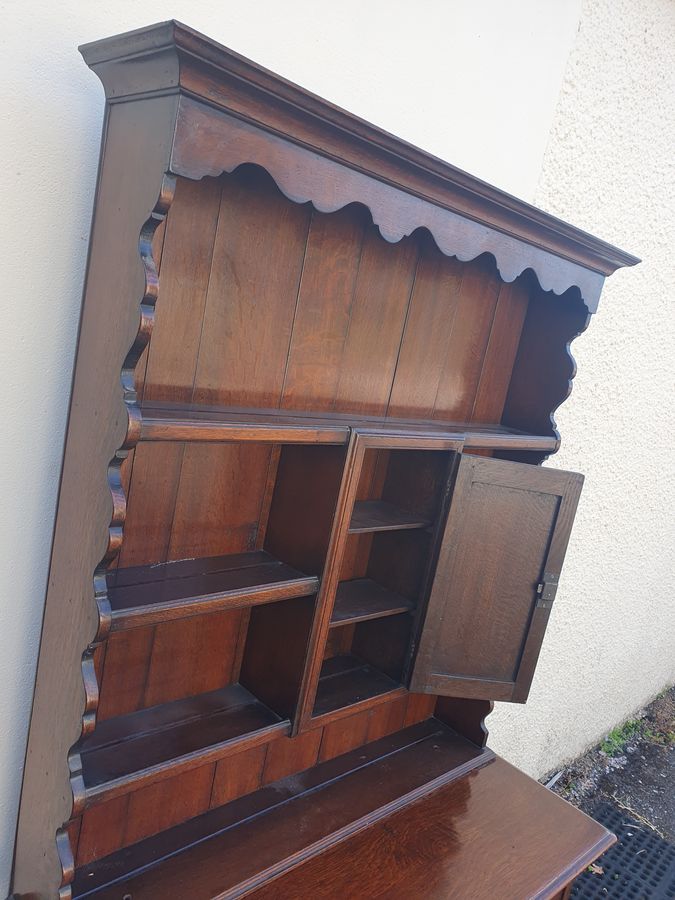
536;573;559;609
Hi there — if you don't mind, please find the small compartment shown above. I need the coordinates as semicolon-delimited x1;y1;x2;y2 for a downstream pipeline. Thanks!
109;442;346;630
82;593;316;804
313;447;452;718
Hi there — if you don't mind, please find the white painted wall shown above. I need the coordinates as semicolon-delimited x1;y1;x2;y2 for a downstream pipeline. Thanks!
0;0;672;892
487;0;675;774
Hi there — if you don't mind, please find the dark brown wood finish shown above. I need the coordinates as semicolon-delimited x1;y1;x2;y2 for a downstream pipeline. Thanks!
12;20;637;900
295;432;462;732
12;95;179;899
107;551;318;630
70;722;493;899
349;500;431;534
410;455;584;702
249;757;614;900
331;579;414;625
70;691;437;879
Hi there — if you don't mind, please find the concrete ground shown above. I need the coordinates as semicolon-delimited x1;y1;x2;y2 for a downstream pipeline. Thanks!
544;686;675;840
542;686;675;897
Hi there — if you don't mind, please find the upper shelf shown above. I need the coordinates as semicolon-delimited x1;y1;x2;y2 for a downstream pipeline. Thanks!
138;402;559;452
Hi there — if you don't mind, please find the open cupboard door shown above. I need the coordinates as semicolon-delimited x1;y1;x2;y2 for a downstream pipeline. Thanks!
409;455;583;703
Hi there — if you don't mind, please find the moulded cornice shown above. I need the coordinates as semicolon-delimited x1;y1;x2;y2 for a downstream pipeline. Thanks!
80;20;640;312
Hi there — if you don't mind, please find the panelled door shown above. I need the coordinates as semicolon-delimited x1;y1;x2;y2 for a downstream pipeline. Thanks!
409;455;583;703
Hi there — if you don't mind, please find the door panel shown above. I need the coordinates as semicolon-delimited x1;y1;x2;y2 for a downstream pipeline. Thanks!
409;456;583;703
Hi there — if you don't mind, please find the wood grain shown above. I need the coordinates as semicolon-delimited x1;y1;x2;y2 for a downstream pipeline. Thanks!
249;757;613;900
210;744;268;807
333;227;419;415
280;206;367;410
411;456;583;702
388;242;464;417
71;722;492;899
433;255;502;421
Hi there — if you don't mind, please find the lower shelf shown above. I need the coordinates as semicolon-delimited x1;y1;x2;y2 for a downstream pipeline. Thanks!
80;685;288;806
349;499;430;534
72;719;494;899
313;654;401;717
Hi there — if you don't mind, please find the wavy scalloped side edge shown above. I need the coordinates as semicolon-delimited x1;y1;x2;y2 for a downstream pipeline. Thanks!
56;173;176;898
477;700;495;748
548;307;593;440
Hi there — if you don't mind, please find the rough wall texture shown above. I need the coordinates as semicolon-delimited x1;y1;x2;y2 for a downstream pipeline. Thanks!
488;0;675;776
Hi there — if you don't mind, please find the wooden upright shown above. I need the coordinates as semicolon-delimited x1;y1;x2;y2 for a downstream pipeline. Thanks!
11;21;639;900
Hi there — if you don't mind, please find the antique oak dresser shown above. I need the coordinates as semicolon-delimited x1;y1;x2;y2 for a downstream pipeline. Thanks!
11;20;639;900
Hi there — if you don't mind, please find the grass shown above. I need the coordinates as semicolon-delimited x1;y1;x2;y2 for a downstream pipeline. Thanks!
600;719;642;756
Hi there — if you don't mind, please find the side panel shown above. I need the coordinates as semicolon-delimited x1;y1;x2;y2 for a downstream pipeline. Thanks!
11;96;178;898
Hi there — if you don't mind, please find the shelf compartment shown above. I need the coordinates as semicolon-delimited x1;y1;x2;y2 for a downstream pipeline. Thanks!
313;654;402;718
349;500;430;534
72;720;494;899
107;550;319;631
331;579;414;626
138;401;558;451
80;685;289;806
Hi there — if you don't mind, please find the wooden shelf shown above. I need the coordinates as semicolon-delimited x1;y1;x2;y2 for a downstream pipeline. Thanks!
72;720;493;899
80;685;288;806
138;401;559;452
331;579;414;626
313;655;401;717
107;551;318;631
140;402;350;445
349;500;430;534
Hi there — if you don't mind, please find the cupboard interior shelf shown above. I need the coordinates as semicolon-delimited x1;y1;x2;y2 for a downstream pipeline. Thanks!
349;500;430;534
72;720;493;899
80;685;288;805
138;401;559;451
313;655;402;718
331;579;415;626
107;551;318;631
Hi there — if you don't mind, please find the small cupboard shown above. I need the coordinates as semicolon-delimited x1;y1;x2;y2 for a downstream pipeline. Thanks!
11;20;638;900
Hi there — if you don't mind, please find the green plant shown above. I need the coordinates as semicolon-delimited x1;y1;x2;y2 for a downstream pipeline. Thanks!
600;719;641;756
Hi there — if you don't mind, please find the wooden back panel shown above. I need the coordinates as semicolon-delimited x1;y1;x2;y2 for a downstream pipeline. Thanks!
119;164;533;572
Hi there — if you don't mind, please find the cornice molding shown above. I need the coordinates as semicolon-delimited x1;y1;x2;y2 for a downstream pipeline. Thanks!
80;20;639;312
